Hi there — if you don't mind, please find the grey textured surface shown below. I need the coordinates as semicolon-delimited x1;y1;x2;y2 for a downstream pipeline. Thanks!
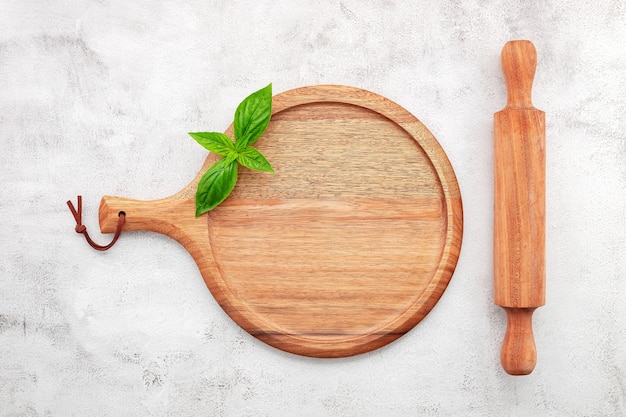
1;1;625;416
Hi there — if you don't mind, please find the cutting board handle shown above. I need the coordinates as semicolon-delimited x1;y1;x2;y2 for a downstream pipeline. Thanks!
99;195;203;246
501;40;537;109
500;307;537;375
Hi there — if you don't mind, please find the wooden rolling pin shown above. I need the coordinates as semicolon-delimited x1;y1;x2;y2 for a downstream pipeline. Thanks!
494;40;546;375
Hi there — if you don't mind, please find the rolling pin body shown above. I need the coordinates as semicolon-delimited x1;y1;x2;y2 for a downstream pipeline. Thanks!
494;40;545;375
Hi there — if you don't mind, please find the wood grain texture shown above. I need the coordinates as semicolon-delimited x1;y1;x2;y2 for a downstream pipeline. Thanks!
494;41;546;374
99;85;463;357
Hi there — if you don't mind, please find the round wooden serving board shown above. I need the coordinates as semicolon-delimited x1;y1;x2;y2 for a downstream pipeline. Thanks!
99;85;463;357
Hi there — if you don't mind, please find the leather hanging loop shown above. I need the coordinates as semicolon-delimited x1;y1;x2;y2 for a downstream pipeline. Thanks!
67;195;125;251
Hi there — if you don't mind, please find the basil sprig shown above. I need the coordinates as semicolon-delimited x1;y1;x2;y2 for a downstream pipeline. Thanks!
189;84;274;216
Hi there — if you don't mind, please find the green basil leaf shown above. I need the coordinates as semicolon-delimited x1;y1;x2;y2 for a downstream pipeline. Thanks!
237;146;274;173
188;132;235;156
234;83;272;150
195;157;238;216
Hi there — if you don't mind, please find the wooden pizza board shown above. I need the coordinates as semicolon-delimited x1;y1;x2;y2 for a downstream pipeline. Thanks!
98;85;463;357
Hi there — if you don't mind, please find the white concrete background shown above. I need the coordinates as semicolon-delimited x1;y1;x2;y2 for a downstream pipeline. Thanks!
1;0;625;416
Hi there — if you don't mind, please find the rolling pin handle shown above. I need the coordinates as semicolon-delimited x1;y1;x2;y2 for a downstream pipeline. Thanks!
500;307;537;375
501;40;537;109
